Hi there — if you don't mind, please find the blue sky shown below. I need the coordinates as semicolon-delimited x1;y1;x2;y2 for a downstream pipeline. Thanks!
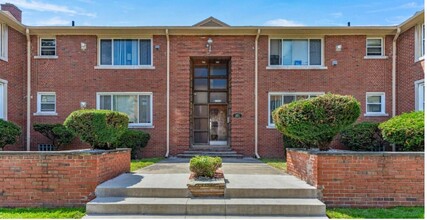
1;0;424;26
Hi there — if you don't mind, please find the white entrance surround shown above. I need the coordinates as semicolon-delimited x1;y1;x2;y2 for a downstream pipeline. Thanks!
415;79;424;111
0;78;7;120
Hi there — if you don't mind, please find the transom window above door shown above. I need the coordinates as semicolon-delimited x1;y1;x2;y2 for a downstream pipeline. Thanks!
269;38;323;66
99;39;152;66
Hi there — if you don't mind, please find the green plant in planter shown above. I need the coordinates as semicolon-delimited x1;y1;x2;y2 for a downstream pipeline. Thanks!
0;119;21;150
189;156;222;178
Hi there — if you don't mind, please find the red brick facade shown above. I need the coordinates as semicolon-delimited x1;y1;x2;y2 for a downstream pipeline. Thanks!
0;149;130;207
0;6;424;157
287;149;424;207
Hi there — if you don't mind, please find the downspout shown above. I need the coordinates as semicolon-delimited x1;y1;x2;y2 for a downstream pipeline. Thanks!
391;27;401;152
254;29;261;158
165;29;170;157
25;28;31;151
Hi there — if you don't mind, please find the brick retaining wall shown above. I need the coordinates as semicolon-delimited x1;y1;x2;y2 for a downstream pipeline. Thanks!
0;148;130;207
287;148;424;207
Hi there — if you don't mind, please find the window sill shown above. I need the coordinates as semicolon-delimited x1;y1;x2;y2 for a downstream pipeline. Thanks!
0;56;8;62
364;113;389;117
94;65;155;70
415;56;425;63
266;65;328;70
364;56;388;60
128;124;154;128
34;55;58;59
33;112;58;116
266;125;277;129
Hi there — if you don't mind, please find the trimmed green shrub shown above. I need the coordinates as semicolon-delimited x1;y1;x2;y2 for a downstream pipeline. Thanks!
379;111;424;151
64;109;129;149
273;93;361;151
33;123;75;150
114;129;150;159
0;119;21;150
283;134;316;149
339;122;385;151
189;156;222;178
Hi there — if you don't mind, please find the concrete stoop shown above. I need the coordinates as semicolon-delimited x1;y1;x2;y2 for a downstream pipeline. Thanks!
85;173;327;218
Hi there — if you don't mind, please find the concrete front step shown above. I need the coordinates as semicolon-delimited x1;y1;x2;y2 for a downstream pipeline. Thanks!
177;153;244;159
86;197;326;216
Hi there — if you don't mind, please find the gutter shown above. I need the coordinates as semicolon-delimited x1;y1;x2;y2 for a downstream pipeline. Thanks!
165;29;170;158
254;29;261;159
25;28;31;151
392;27;401;118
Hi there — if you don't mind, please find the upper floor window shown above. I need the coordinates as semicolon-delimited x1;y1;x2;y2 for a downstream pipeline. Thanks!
269;39;323;66
366;37;384;56
415;23;425;60
99;39;152;66
0;24;8;61
40;38;56;56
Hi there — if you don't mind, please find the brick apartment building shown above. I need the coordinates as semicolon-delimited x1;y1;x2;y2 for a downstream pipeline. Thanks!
0;3;424;157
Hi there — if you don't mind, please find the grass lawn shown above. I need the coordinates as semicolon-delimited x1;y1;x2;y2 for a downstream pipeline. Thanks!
327;207;424;219
0;207;85;219
130;157;163;172
259;158;287;172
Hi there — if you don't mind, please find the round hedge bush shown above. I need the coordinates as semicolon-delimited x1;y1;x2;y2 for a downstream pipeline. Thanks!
114;129;150;159
379;111;424;151
33;123;75;150
0;119;21;150
339;122;384;151
64;109;129;149
273;93;361;151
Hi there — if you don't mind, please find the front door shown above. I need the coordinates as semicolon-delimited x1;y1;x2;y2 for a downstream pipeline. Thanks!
191;59;229;146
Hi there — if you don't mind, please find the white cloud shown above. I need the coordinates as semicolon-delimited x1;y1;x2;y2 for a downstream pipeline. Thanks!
367;1;422;13
263;19;304;26
0;0;96;17
330;12;343;18
33;16;70;26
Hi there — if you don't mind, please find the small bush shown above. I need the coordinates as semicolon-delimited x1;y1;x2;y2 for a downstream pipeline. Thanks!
64;109;129;149
339;122;385;151
33;123;75;150
189;156;222;178
283;134;316;149
273;93;361;151
379;111;424;151
0;119;21;150
114;129;150;159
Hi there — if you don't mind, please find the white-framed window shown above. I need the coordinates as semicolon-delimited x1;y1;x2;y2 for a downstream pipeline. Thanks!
415;80;424;111
268;92;324;126
269;38;323;66
36;92;57;114
365;92;387;116
0;23;8;61
96;92;153;127
98;39;152;66
39;38;56;56
415;23;425;61
0;79;7;120
366;37;384;56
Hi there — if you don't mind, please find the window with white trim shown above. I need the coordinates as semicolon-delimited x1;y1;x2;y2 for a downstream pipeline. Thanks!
99;39;152;66
366;38;384;56
415;23;425;60
415;80;424;111
0;23;8;61
268;92;324;126
97;93;153;126
40;38;56;56
37;92;56;113
365;92;386;116
269;39;323;66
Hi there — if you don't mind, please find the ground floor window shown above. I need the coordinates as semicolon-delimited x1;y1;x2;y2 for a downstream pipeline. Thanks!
268;92;324;126
365;92;386;116
415;80;424;111
97;92;153;127
0;80;6;120
36;92;57;114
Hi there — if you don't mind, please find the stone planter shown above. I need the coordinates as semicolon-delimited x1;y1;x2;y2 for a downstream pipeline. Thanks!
187;168;225;197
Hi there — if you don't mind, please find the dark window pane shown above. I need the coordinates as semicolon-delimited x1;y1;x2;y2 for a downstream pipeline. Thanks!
100;95;111;110
194;79;208;91
194;67;208;77
210;79;227;90
309;39;321;65
270;95;282;124
194;92;208;104
283;96;295;104
194;131;208;143
194;105;208;117
41;104;55;112
270;39;282;65
194;119;208;130
139;39;151;65
210;65;227;76
367;104;382;112
210;92;227;103
100;39;112;65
